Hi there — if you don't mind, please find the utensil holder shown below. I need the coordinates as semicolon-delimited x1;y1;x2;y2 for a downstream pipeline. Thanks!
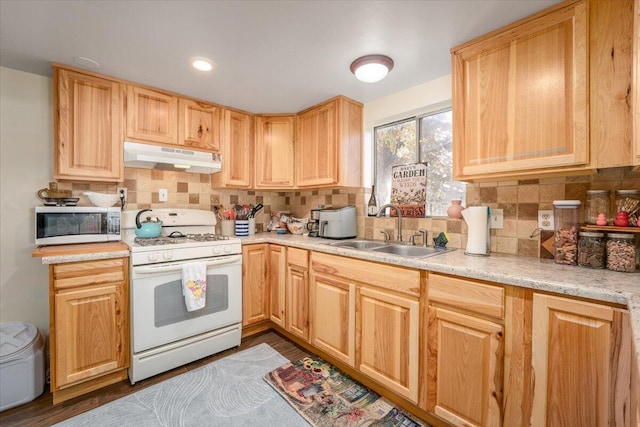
235;220;249;236
248;218;256;235
220;220;235;236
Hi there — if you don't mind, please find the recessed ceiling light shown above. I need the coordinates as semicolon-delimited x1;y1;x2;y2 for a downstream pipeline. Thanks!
350;54;394;83
191;57;215;72
73;56;100;69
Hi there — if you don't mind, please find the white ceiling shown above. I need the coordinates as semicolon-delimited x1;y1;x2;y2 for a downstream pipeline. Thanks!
0;0;560;113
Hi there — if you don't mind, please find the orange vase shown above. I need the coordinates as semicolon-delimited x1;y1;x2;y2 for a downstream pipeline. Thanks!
447;199;463;219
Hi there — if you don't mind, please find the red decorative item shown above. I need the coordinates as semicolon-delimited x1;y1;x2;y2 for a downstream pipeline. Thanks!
614;211;629;227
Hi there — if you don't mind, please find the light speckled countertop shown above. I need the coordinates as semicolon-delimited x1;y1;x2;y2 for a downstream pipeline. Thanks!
240;233;640;374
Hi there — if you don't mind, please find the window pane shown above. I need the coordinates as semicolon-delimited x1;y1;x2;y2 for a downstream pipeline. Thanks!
419;110;466;216
374;119;417;206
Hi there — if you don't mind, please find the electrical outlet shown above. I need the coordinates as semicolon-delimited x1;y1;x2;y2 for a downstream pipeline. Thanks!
538;210;554;230
490;208;504;229
159;188;168;202
117;187;127;202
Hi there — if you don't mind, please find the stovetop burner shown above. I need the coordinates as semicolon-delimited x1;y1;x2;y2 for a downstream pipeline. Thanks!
133;233;230;246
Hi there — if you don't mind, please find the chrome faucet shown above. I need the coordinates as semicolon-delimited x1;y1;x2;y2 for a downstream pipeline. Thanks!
376;204;403;242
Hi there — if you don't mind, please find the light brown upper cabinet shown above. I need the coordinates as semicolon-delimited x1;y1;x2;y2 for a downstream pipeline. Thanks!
54;66;124;182
178;98;221;152
296;96;362;188
254;115;295;188
211;109;253;188
634;0;640;166
126;85;178;145
452;0;634;181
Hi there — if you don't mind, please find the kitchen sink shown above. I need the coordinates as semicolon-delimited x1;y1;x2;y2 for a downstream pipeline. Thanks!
371;245;450;258
328;239;454;258
329;240;389;250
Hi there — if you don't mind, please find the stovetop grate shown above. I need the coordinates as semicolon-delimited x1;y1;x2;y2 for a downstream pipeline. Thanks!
133;233;230;246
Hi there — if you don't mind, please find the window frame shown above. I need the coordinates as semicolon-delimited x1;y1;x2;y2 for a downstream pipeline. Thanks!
373;101;463;217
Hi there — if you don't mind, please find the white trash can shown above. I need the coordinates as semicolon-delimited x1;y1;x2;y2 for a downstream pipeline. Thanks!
0;322;45;412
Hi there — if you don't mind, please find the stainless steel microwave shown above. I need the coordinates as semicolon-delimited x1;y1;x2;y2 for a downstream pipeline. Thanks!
35;206;121;245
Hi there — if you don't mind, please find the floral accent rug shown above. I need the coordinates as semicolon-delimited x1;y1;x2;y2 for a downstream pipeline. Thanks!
264;355;429;427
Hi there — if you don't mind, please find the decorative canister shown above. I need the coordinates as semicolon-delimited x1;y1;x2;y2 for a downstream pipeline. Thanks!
605;233;636;273
447;199;464;219
614;190;640;227
577;231;606;269
552;200;581;265
584;190;610;225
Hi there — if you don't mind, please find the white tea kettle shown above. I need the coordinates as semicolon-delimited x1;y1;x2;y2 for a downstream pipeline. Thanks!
462;206;491;256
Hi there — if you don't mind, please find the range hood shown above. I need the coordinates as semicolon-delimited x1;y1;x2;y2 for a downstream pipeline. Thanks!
123;141;221;174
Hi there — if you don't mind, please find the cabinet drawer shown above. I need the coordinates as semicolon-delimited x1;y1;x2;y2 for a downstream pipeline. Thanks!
287;247;308;268
429;273;504;319
312;252;420;297
53;258;126;290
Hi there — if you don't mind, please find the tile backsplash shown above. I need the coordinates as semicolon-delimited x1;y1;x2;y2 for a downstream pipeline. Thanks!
57;166;639;258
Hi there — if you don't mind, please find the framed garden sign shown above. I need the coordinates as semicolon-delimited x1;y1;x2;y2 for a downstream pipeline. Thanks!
390;162;427;217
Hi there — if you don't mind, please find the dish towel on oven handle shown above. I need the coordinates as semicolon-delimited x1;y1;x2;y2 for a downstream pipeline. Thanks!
182;261;207;311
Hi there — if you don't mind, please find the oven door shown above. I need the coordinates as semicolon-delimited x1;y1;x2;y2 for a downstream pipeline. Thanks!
131;254;242;353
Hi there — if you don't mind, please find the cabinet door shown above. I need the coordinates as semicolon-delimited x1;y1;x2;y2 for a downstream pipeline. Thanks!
296;100;338;187
427;306;503;427
452;2;588;179
269;245;286;328
532;294;631;427
54;283;127;388
310;273;355;366
54;67;124;182
126;85;178;144
242;244;269;326
178;98;221;151
358;287;419;403
212;110;252;188
634;0;640;166
255;115;295;188
286;265;309;341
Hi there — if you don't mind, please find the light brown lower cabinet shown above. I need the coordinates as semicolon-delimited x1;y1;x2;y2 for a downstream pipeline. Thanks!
50;258;129;404
427;307;503;426
241;244;269;326
285;247;309;341
310;272;355;367
358;286;420;403
268;244;286;328
310;251;421;403
427;273;504;426
531;293;633;427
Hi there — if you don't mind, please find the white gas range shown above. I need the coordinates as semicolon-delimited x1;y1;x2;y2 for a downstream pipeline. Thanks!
121;208;242;384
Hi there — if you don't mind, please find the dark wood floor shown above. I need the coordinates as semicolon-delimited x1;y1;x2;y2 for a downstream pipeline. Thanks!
0;331;310;427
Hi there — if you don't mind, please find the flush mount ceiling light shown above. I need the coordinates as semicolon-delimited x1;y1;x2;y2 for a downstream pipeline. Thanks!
191;57;215;72
73;56;100;70
350;54;394;83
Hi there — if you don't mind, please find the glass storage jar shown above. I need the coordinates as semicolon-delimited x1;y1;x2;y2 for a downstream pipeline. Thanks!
584;190;610;225
605;233;636;272
552;200;581;265
614;190;640;227
577;232;606;269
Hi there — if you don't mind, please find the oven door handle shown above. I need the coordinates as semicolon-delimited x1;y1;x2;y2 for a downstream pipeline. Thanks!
133;255;242;274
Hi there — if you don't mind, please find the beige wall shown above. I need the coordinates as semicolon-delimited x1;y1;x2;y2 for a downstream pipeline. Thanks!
0;66;53;335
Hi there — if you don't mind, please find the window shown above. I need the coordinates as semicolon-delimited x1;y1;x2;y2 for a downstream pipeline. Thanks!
374;108;465;217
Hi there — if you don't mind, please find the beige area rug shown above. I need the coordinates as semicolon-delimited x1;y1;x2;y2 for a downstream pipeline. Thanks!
54;344;310;427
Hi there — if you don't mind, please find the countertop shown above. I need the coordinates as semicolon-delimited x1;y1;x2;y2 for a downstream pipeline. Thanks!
239;232;640;373
32;241;130;264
